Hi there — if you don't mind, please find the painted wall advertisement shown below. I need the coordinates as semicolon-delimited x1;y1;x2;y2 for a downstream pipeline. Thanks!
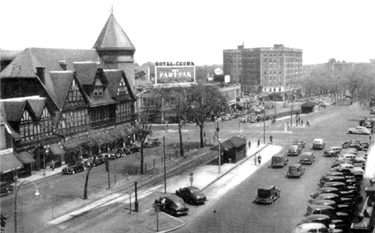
155;62;196;85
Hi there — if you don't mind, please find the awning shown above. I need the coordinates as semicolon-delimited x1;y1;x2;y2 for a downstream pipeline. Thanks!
0;152;23;173
15;151;35;164
64;138;90;149
50;143;65;155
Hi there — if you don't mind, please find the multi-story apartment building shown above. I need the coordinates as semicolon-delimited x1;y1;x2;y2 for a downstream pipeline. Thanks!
224;44;303;100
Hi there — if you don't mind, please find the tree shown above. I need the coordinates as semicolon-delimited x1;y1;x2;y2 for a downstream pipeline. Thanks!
83;131;99;200
159;87;192;157
187;84;228;147
135;88;162;174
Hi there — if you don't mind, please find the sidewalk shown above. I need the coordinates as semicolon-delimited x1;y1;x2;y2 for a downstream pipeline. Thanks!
47;143;278;233
16;164;67;184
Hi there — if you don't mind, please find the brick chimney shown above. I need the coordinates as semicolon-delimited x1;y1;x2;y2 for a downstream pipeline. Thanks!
59;60;67;70
36;67;45;84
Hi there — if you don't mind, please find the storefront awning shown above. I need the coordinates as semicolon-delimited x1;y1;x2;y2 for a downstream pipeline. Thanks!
64;138;90;149
15;151;35;164
50;143;65;155
0;152;23;173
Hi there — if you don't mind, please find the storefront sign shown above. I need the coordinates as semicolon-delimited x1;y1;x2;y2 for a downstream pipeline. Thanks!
155;61;195;66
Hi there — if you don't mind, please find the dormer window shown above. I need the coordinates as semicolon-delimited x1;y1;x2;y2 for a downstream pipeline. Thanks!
94;78;104;97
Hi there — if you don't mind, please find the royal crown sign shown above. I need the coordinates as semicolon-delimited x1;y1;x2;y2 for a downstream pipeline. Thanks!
154;62;196;85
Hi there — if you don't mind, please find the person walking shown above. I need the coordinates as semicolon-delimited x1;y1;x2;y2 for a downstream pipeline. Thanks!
306;120;310;127
301;120;304;126
254;154;257;165
257;139;260;147
51;159;55;171
1;214;7;233
248;140;251;148
270;135;273;144
257;154;262;165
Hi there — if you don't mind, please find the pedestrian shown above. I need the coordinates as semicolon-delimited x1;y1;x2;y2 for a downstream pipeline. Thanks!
51;159;55;171
301;120;304;126
248;140;251;148
1;214;7;233
296;118;298;126
254;155;257;165
306;120;310;127
257;139;260;147
257;154;262;165
270;135;273;144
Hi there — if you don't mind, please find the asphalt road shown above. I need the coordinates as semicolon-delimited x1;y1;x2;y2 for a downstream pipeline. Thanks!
175;103;370;233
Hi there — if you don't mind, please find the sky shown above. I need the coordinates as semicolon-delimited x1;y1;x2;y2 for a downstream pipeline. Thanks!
1;0;374;66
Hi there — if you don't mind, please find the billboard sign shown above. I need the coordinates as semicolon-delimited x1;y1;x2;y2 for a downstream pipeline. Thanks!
155;62;196;85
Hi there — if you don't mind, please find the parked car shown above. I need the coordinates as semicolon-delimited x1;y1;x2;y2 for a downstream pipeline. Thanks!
293;140;306;150
313;138;325;150
287;145;301;156
112;148;126;158
287;164;305;178
309;187;342;201
158;195;189;216
254;185;281;204
62;161;87;174
297;215;332;230
0;181;13;197
342;140;365;150
144;138;161;148
323;146;342;157
335;163;364;178
125;142;141;153
319;175;356;188
304;205;349;222
292;223;329;233
322;182;357;198
347;126;371;135
299;152;315;165
271;154;288;168
91;154;106;166
175;186;207;205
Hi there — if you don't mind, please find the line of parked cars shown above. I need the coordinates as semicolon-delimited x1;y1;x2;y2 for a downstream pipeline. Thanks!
155;186;207;217
293;139;367;233
62;139;161;175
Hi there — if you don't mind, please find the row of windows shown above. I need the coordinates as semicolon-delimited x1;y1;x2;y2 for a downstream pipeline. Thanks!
60;110;88;129
117;103;132;118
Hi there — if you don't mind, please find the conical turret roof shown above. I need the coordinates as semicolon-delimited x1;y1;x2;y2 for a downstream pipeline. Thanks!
93;13;135;51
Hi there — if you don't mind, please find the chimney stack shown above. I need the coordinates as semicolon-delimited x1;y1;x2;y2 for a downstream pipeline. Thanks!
59;60;67;70
36;67;45;84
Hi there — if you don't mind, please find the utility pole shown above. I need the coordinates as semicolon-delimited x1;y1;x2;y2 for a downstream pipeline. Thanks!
163;136;166;193
263;106;266;144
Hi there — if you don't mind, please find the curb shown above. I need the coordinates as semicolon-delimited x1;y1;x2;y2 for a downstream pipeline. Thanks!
201;144;269;191
157;212;186;233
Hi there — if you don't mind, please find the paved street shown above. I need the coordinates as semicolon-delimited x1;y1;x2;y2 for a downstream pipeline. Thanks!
176;103;373;233
1;102;372;233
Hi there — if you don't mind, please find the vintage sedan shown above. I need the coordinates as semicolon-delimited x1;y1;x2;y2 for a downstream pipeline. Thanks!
347;126;371;135
323;146;342;157
292;223;329;233
62;161;87;174
144;138;161;148
287;145;302;156
158;195;189;216
287;164;305;178
175;186;207;205
299;152;315;165
254;185;281;204
293;140;306;150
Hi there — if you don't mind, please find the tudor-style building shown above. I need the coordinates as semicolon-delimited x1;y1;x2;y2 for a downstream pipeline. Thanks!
0;12;137;180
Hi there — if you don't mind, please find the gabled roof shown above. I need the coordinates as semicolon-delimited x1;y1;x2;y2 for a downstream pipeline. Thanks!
105;69;136;100
1;101;27;122
50;71;75;110
27;98;46;119
93;13;135;51
74;62;100;86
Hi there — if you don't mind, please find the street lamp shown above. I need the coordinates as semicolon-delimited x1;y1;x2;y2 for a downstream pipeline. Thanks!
14;180;40;233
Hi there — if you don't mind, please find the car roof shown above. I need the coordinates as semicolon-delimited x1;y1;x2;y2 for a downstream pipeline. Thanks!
290;145;299;148
301;152;313;156
323;181;346;186
290;163;302;168
308;204;335;210
272;154;284;158
162;195;184;203
304;214;330;220
258;185;276;191
295;222;327;230
314;138;323;141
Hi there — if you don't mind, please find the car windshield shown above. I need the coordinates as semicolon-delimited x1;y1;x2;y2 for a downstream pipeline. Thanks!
189;187;200;193
289;166;299;172
301;155;310;159
273;156;283;162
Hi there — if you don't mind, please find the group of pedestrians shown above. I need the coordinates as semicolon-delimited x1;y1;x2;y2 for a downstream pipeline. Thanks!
295;115;310;127
254;154;262;165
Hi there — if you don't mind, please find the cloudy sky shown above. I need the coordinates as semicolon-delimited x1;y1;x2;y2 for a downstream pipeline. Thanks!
1;0;374;66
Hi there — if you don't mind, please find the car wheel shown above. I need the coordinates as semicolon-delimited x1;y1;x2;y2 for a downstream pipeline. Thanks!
72;170;75;175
